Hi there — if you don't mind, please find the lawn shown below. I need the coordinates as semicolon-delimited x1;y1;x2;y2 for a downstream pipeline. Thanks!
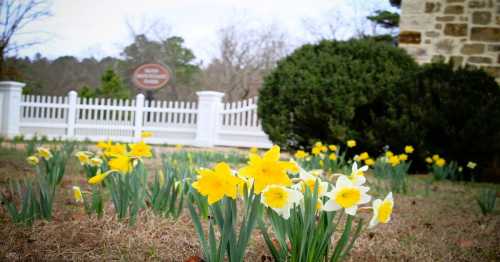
0;143;499;261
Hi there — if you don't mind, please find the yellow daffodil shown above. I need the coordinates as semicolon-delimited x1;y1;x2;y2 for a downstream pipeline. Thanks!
385;151;394;158
36;147;52;160
238;145;296;194
90;157;103;167
358;152;369;161
365;158;375;166
109;155;133;173
192;162;242;205
294;150;308;159
388;155;400;167
105;143;127;157
346;140;356;148
425;157;433;164
75;151;91;165
404;145;414;154
26;155;39;166
311;142;327;156
432;154;440;161
261;185;303;219
294;166;329;197
249;147;258;154
129;141;152;158
329;153;337;161
323;175;371;215
141;131;153;138
435;158;446;167
467;161;477;169
72;186;83;203
399;154;408;161
369;192;394;228
328;145;337;151
88;169;112;185
96;140;112;151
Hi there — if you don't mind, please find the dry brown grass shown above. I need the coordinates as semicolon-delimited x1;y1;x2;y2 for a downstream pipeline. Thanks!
0;146;499;261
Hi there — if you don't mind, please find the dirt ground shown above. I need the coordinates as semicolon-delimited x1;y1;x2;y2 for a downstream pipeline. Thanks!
0;145;499;261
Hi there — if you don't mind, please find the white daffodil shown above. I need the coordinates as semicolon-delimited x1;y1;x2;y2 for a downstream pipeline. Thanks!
369;192;394;228
261;185;303;219
349;162;368;186
323;175;371;216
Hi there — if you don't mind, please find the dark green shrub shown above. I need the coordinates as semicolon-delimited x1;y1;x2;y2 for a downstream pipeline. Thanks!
258;38;418;151
391;63;500;179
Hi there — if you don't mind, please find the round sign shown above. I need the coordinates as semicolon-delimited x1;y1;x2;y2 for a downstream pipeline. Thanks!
132;63;171;90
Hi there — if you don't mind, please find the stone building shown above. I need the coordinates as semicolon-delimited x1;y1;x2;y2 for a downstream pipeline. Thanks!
399;0;500;82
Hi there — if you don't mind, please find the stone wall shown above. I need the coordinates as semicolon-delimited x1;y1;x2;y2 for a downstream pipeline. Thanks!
399;0;500;82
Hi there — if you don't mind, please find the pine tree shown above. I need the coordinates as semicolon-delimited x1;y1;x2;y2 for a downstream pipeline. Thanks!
95;68;129;99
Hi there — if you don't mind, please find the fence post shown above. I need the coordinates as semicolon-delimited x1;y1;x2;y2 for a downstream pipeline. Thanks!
195;91;224;147
67;91;78;138
134;93;145;141
0;81;25;139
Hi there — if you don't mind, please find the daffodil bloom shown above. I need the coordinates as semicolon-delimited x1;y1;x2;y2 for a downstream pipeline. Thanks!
109;155;133;174
72;186;84;203
26;156;39;166
129;141;152;158
346;140;356;148
432;154;440;161
329;153;337;161
425;157;433;164
323;175;371;215
90;157;103;167
261;185;303;219
349;162;368;186
312;142;327;155
328;145;337;151
141;131;153;138
192;162;242;205
238;145;296;194
293;166;328;197
398;154;408;161
435;158;446;167
385;151;394;158
96;140;112;150
294;150;308;159
365;158;375;166
467;161;477;169
369;192;394;228
388;155;400;167
404;145;414;154
36;147;52;160
104;143;127;157
75;151;91;165
249;147;258;154
358;152;369;161
88;169;112;185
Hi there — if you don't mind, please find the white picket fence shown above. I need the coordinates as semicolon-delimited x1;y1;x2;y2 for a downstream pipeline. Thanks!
0;81;273;148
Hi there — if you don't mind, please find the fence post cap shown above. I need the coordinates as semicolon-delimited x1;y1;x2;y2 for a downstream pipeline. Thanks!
196;91;225;98
0;81;26;89
68;90;78;96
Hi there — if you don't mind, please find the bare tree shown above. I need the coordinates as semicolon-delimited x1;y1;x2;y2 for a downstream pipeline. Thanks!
202;22;290;101
302;9;347;41
0;0;51;79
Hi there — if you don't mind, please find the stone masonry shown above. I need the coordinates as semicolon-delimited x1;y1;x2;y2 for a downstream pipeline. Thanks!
399;0;500;82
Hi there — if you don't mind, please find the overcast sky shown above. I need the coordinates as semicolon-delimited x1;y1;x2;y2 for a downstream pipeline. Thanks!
14;0;392;63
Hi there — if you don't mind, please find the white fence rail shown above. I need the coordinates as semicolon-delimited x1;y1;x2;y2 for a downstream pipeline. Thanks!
0;81;272;148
